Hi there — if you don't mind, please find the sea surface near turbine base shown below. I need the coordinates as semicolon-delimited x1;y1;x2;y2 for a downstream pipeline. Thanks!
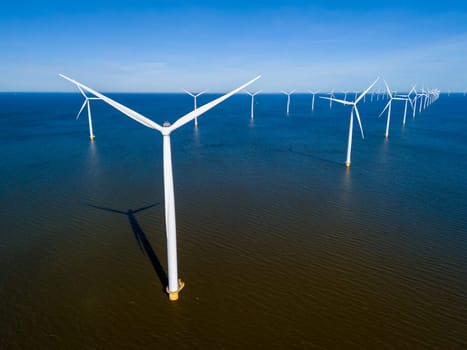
0;92;466;349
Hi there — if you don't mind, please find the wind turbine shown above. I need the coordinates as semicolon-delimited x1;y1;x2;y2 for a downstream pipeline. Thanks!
245;90;261;120
395;93;414;126
308;89;320;112
410;86;420;119
379;80;410;138
419;88;426;113
328;89;335;109
281;90;295;115
182;89;207;127
321;78;379;167
74;86;100;141
60;73;261;301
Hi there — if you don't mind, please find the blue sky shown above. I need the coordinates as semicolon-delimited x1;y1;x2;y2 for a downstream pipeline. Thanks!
1;0;467;92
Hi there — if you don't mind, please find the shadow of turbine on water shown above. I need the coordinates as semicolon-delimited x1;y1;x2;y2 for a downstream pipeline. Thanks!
88;203;168;292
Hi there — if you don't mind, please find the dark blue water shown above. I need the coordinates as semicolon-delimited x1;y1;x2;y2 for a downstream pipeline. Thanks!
1;92;466;349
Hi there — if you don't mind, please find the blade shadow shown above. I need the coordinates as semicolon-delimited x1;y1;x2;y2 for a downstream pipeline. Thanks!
88;203;168;290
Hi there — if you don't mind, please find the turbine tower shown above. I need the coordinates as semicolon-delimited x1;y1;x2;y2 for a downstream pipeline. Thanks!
328;89;335;109
343;90;348;101
182;89;207;127
245;90;261;120
61;73;261;301
75;86;100;141
321;78;379;167
281;90;295;115
379;81;410;138
308;89;320;112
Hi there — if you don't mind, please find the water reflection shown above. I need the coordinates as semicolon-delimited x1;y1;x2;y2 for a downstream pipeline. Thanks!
85;141;99;171
192;126;200;148
377;137;390;168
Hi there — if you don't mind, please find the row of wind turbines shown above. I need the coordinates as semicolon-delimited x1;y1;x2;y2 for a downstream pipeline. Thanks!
63;74;439;301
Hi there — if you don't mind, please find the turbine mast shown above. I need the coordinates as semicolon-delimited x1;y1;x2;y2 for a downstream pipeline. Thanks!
162;128;183;300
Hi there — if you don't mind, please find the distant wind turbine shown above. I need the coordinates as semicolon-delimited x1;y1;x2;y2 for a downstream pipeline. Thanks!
308;89;320;112
245;90;261;120
74;86;100;141
328;89;335;109
182;89;207;127
321;78;379;167
408;86;417;119
379;80;411;138
60;73;261;301
281;90;295;115
394;93;414;126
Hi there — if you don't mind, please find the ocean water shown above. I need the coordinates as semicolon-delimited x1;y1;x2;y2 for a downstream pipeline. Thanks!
0;91;466;349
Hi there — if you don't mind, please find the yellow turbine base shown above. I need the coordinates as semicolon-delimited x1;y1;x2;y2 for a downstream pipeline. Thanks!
90;135;95;141
385;135;389;139
167;279;185;302
345;162;351;168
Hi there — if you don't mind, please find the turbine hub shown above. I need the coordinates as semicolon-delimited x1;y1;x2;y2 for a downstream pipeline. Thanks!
163;121;171;127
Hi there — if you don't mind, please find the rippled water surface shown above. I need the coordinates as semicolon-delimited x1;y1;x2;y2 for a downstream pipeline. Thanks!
1;92;466;349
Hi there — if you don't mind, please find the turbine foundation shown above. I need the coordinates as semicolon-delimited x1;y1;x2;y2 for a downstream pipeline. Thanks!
167;279;185;301
345;161;351;168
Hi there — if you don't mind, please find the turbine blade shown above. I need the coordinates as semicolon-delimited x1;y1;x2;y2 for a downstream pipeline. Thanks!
354;106;365;139
355;77;379;104
60;74;163;132
77;85;88;98
320;96;352;105
182;89;195;97
195;91;207;97
383;80;392;99
168;75;261;132
378;101;391;118
76;100;87;120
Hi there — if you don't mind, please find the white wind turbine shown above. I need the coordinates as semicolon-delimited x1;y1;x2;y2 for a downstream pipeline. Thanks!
75;86;100;141
60;73;261;301
408;86;417;119
281;90;295;115
321;78;379;167
328;89;335;109
379;80;410;138
394;92;414;126
182;89;207;127
308;89;320;112
245;90;262;120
